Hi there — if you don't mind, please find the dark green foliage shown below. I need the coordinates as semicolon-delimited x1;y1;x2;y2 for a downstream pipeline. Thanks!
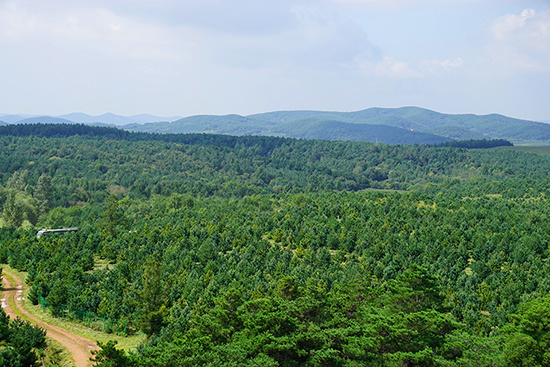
90;340;137;367
99;194;127;237
139;269;459;366
2;125;550;209
46;279;68;314
136;259;171;337
0;308;46;367
431;139;513;149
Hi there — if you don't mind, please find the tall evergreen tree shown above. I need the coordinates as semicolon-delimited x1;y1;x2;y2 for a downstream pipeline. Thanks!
99;194;126;237
6;170;29;193
34;174;52;216
2;190;24;227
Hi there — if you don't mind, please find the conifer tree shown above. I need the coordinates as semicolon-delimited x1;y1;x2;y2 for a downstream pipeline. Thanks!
2;190;24;227
34;173;52;216
99;194;126;237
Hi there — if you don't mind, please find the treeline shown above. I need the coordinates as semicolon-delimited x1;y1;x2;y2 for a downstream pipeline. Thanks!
0;123;290;153
430;138;513;149
0;123;512;151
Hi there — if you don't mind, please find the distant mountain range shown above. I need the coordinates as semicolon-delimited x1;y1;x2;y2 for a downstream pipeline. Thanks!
1;107;549;145
0;113;181;126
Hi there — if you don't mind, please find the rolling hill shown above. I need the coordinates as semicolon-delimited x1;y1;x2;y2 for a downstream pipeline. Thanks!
0;114;38;123
2;107;547;145
127;107;550;145
0;112;181;126
248;107;550;144
16;116;77;125
270;119;452;144
127;114;273;135
59;112;181;125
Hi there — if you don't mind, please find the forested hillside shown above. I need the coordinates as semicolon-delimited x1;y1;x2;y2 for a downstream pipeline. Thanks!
249;107;550;144
1;124;550;366
128;106;550;145
5;106;548;145
269;119;452;144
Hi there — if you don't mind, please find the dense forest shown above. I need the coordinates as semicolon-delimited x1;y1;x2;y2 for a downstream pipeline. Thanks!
1;124;550;366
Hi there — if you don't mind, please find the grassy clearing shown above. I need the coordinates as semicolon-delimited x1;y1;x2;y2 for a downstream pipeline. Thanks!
3;265;146;352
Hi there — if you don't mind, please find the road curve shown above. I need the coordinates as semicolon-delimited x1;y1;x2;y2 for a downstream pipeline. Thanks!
2;269;99;367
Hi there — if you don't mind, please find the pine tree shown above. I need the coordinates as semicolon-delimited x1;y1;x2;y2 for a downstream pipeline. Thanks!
99;194;126;237
2;190;24;228
6;170;29;193
34;174;52;216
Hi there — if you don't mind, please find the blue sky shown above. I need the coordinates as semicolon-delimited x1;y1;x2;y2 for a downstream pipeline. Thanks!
0;0;549;121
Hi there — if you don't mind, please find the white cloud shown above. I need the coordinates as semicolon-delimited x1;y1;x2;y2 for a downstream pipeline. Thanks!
0;0;379;70
0;1;192;62
420;57;463;74
356;56;422;79
433;58;463;70
0;0;384;116
328;0;484;9
181;3;380;73
491;8;536;40
484;8;550;73
375;57;422;78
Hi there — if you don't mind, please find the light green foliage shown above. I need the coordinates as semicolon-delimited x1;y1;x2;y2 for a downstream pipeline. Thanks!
34;173;52;215
1;171;40;227
504;333;541;367
438;332;505;367
2;189;24;227
6;170;29;193
502;294;550;366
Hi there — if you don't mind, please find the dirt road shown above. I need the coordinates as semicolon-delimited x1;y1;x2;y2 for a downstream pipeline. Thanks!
2;269;99;367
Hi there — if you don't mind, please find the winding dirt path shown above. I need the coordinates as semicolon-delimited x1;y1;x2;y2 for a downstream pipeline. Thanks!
2;270;99;367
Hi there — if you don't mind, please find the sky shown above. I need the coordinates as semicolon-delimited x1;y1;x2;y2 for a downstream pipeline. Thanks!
0;0;549;121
